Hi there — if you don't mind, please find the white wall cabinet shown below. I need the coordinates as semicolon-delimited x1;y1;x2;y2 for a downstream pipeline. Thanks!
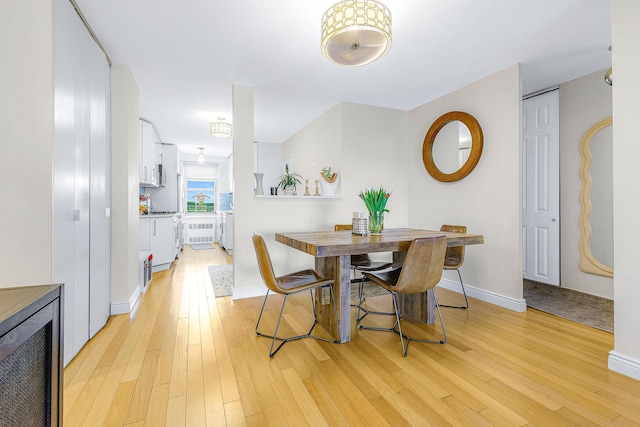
140;216;175;271
147;144;178;212
140;120;159;187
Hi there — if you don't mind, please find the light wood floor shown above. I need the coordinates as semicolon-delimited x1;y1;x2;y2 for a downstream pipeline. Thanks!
63;243;640;426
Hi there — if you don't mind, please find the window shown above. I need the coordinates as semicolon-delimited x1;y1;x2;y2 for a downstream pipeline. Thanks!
186;180;215;213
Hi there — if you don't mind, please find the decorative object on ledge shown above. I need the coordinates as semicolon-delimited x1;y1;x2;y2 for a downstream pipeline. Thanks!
314;180;321;196
276;164;303;196
254;172;264;196
198;147;205;163
319;166;339;196
210;116;233;138
359;186;391;235
321;0;392;67
304;179;311;196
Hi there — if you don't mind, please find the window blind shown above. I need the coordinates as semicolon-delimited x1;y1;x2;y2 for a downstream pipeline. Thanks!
183;162;219;179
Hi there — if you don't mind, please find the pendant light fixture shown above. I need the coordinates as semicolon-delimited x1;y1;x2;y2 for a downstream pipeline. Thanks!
198;147;205;163
321;0;392;67
210;116;233;138
604;67;613;86
604;46;613;86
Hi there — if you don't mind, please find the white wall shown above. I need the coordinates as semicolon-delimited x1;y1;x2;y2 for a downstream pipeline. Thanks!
233;87;408;298
0;0;54;287
110;64;141;311
610;0;640;380
559;70;613;298
282;105;342;195
254;142;281;194
407;65;524;305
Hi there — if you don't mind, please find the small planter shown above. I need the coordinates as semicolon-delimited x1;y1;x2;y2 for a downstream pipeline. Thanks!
319;169;339;197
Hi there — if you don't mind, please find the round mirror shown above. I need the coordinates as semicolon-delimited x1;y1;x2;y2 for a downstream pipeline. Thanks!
423;111;483;182
579;117;613;277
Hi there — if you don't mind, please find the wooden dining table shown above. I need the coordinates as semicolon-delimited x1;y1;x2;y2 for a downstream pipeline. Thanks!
275;228;484;343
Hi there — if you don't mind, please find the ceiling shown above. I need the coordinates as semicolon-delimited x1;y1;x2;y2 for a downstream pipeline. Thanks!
74;0;612;158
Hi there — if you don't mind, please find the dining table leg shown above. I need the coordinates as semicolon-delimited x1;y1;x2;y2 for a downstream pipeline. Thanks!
393;251;436;324
314;255;351;343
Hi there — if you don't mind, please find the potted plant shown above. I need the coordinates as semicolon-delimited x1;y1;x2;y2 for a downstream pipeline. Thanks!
319;166;339;196
276;163;303;195
359;186;391;234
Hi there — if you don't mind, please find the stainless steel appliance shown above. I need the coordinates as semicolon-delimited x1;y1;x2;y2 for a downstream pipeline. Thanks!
174;214;184;258
139;251;153;292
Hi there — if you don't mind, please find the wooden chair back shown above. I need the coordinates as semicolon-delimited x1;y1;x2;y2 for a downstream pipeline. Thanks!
252;234;284;294
440;224;466;269
395;236;447;295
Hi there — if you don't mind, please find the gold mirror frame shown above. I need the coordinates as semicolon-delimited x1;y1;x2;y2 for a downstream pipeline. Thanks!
422;111;483;182
579;116;613;278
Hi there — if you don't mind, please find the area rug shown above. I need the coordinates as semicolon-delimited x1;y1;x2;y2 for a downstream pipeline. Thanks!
523;280;613;332
191;243;215;250
209;265;233;297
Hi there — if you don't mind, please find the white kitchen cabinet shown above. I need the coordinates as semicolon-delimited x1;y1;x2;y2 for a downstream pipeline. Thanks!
147;143;178;212
140;216;175;271
140;120;159;187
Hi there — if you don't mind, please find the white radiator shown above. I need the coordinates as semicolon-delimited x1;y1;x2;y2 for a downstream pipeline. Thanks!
186;222;216;243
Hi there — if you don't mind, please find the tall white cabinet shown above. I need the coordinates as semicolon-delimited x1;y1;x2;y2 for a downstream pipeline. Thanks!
54;0;111;365
140;120;160;187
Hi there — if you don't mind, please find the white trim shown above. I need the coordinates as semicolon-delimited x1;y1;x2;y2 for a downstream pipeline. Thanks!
111;286;141;315
608;350;640;381
437;278;527;312
233;279;528;313
232;284;267;300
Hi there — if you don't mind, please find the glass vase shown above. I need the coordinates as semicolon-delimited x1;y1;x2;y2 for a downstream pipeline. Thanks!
369;211;384;235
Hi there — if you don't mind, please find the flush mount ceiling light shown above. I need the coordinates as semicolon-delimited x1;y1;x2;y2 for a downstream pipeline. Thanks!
321;0;392;67
210;116;233;138
198;147;205;163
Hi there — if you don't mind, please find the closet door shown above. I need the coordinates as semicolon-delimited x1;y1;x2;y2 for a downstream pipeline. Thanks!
54;0;110;365
88;28;111;339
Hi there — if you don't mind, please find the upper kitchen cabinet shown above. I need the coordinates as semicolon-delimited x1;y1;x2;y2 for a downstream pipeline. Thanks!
140;119;160;187
147;143;179;212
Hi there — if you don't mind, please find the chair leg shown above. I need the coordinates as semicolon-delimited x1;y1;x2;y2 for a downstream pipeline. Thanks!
440;268;469;309
255;287;339;358
358;290;448;356
255;289;271;337
355;280;396;325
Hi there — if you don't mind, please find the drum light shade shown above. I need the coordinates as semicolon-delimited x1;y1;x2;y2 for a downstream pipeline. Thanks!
321;0;392;67
210;116;233;138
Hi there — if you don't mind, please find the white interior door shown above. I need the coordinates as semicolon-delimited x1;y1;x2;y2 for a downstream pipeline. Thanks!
522;90;560;285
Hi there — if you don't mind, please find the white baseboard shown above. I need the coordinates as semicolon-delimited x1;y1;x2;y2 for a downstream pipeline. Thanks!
232;284;266;300
111;286;141;315
232;279;527;314
609;350;640;381
437;278;527;313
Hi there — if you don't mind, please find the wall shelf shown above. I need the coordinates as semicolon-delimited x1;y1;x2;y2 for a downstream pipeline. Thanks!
254;195;341;199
